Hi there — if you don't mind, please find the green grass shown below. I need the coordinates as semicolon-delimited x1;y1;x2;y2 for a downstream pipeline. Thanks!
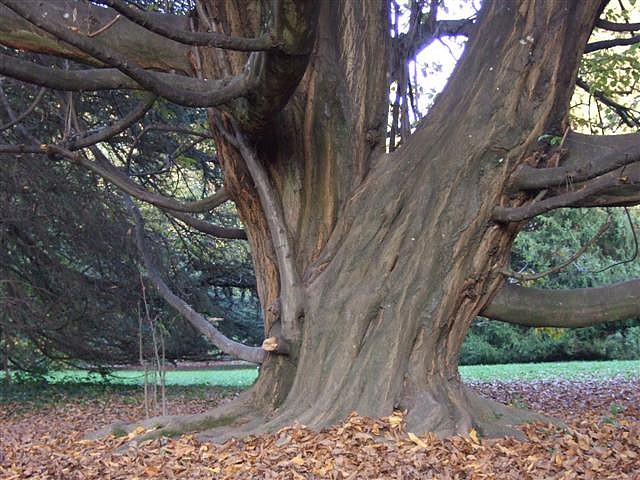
44;367;260;387
459;359;640;382
2;360;638;389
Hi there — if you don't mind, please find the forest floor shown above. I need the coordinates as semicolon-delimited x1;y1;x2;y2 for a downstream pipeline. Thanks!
1;377;639;479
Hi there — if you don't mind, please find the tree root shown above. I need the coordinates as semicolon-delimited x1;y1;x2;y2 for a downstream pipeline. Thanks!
85;390;262;448
86;381;561;447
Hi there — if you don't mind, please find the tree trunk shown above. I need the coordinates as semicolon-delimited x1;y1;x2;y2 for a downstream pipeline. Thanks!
185;1;603;439
0;0;606;440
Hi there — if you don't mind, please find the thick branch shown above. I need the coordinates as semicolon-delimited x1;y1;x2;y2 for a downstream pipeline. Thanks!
0;53;144;91
0;2;194;74
595;19;640;32
1;0;256;108
0;0;317;131
482;280;640;328
493;173;633;222
510;132;640;191
125;196;265;364
549;163;640;208
585;35;640;53
167;211;247;240
97;0;275;51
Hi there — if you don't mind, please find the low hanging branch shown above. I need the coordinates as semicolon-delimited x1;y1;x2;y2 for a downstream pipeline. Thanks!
65;93;158;150
481;279;640;328
0;53;144;91
0;143;232;215
124;195;265;364
502;219;611;281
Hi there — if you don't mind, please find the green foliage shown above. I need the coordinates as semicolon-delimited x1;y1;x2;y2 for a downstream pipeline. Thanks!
462;207;640;365
571;3;640;132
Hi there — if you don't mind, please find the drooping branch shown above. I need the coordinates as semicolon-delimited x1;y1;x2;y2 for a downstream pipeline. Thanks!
96;0;276;51
124;195;265;364
0;143;230;213
65;93;157;150
0;86;46;132
0;83;39;142
481;280;640;328
0;53;152;91
167;210;247;240
510;132;640;191
84;146;231;214
502;219;611;281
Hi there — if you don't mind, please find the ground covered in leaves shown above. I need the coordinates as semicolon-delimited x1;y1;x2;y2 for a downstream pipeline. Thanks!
1;377;639;479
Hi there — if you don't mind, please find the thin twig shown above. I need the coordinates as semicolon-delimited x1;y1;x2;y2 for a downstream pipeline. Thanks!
503;219;612;281
589;206;638;274
87;14;121;37
0;87;46;132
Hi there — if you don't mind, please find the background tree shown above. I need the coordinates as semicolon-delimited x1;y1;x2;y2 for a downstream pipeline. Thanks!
0;0;639;441
0;78;260;371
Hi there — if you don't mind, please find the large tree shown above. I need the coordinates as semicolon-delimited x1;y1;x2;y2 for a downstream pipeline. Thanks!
1;0;639;440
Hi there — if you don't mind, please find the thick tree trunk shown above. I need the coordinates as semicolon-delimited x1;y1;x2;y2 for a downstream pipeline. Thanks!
181;0;605;439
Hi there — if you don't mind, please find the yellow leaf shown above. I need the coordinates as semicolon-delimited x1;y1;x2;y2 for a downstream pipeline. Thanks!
407;432;428;448
290;455;305;466
143;466;160;476
469;428;481;444
388;411;404;427
127;426;147;439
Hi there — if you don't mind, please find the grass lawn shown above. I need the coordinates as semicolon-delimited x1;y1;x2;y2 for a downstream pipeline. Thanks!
16;359;636;388
459;359;640;382
44;367;260;387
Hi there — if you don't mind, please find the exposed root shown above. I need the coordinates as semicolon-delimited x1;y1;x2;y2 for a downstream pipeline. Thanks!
402;382;558;440
86;377;561;448
85;390;261;448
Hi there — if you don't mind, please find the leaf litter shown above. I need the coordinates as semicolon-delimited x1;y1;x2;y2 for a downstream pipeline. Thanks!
1;377;639;479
